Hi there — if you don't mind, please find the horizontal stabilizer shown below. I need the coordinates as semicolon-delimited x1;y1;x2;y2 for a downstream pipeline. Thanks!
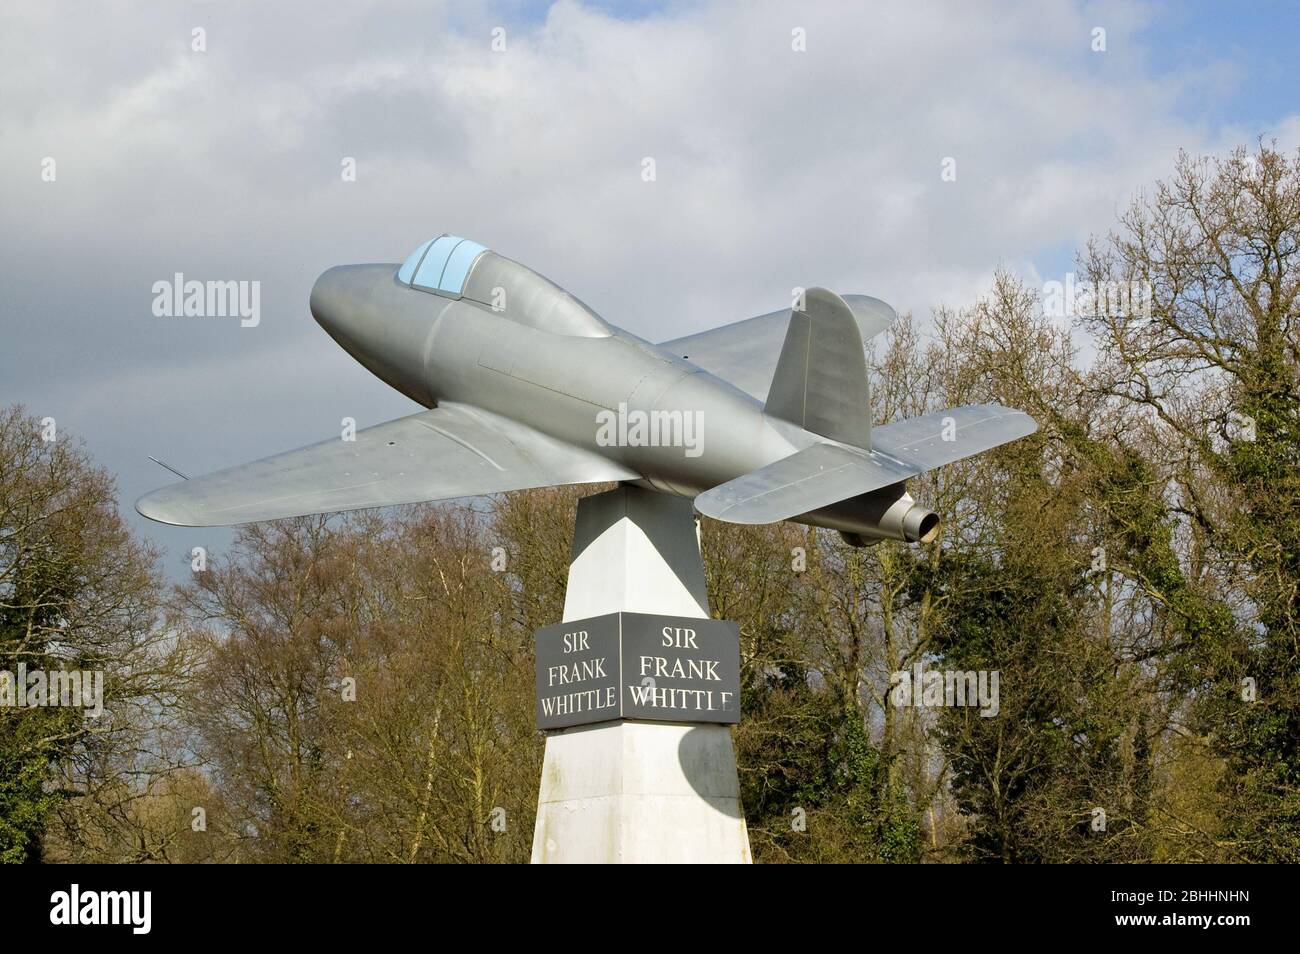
136;403;636;527
871;404;1037;471
695;404;1038;526
694;442;914;525
659;295;897;402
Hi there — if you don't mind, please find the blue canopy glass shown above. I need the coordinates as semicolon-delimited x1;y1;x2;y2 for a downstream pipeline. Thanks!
396;235;488;297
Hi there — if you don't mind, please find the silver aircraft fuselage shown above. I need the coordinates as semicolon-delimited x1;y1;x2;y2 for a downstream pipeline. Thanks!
310;261;909;540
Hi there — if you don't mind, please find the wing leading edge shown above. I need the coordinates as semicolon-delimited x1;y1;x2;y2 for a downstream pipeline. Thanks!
136;403;637;527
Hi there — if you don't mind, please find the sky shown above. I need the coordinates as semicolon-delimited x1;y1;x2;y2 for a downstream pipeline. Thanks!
2;0;1298;578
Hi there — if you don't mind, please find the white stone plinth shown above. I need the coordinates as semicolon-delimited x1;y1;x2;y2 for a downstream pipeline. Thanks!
530;486;752;864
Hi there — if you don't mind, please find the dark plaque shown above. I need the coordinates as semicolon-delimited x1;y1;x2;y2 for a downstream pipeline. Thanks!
534;612;741;730
533;615;621;729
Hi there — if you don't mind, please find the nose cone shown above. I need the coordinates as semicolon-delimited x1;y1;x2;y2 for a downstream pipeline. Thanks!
310;263;392;359
310;265;351;341
309;263;436;406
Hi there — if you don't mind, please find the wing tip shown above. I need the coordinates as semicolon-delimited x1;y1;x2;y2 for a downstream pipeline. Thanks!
135;487;209;527
1003;407;1040;438
971;403;1039;437
693;489;757;525
692;489;727;522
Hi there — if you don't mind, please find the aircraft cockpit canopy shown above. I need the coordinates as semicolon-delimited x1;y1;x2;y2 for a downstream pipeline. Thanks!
395;235;610;337
397;235;488;297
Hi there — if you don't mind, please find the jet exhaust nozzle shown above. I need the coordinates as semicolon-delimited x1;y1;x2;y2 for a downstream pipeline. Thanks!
820;490;941;546
902;504;941;544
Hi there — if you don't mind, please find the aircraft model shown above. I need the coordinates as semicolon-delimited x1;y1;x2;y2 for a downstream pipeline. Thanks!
137;235;1037;546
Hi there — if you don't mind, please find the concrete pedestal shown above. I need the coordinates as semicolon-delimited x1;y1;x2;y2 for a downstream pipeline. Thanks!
530;486;752;864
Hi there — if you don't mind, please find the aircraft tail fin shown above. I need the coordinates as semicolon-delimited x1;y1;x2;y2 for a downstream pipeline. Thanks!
763;287;872;449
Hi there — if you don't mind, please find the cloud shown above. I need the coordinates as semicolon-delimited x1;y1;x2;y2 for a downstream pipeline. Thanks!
1;0;1294;568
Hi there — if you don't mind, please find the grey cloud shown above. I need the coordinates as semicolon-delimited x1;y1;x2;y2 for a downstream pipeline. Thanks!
1;0;1291;578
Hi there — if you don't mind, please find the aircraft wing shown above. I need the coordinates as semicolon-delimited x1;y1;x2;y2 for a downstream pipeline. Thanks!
694;404;1037;525
659;295;898;402
136;403;638;527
